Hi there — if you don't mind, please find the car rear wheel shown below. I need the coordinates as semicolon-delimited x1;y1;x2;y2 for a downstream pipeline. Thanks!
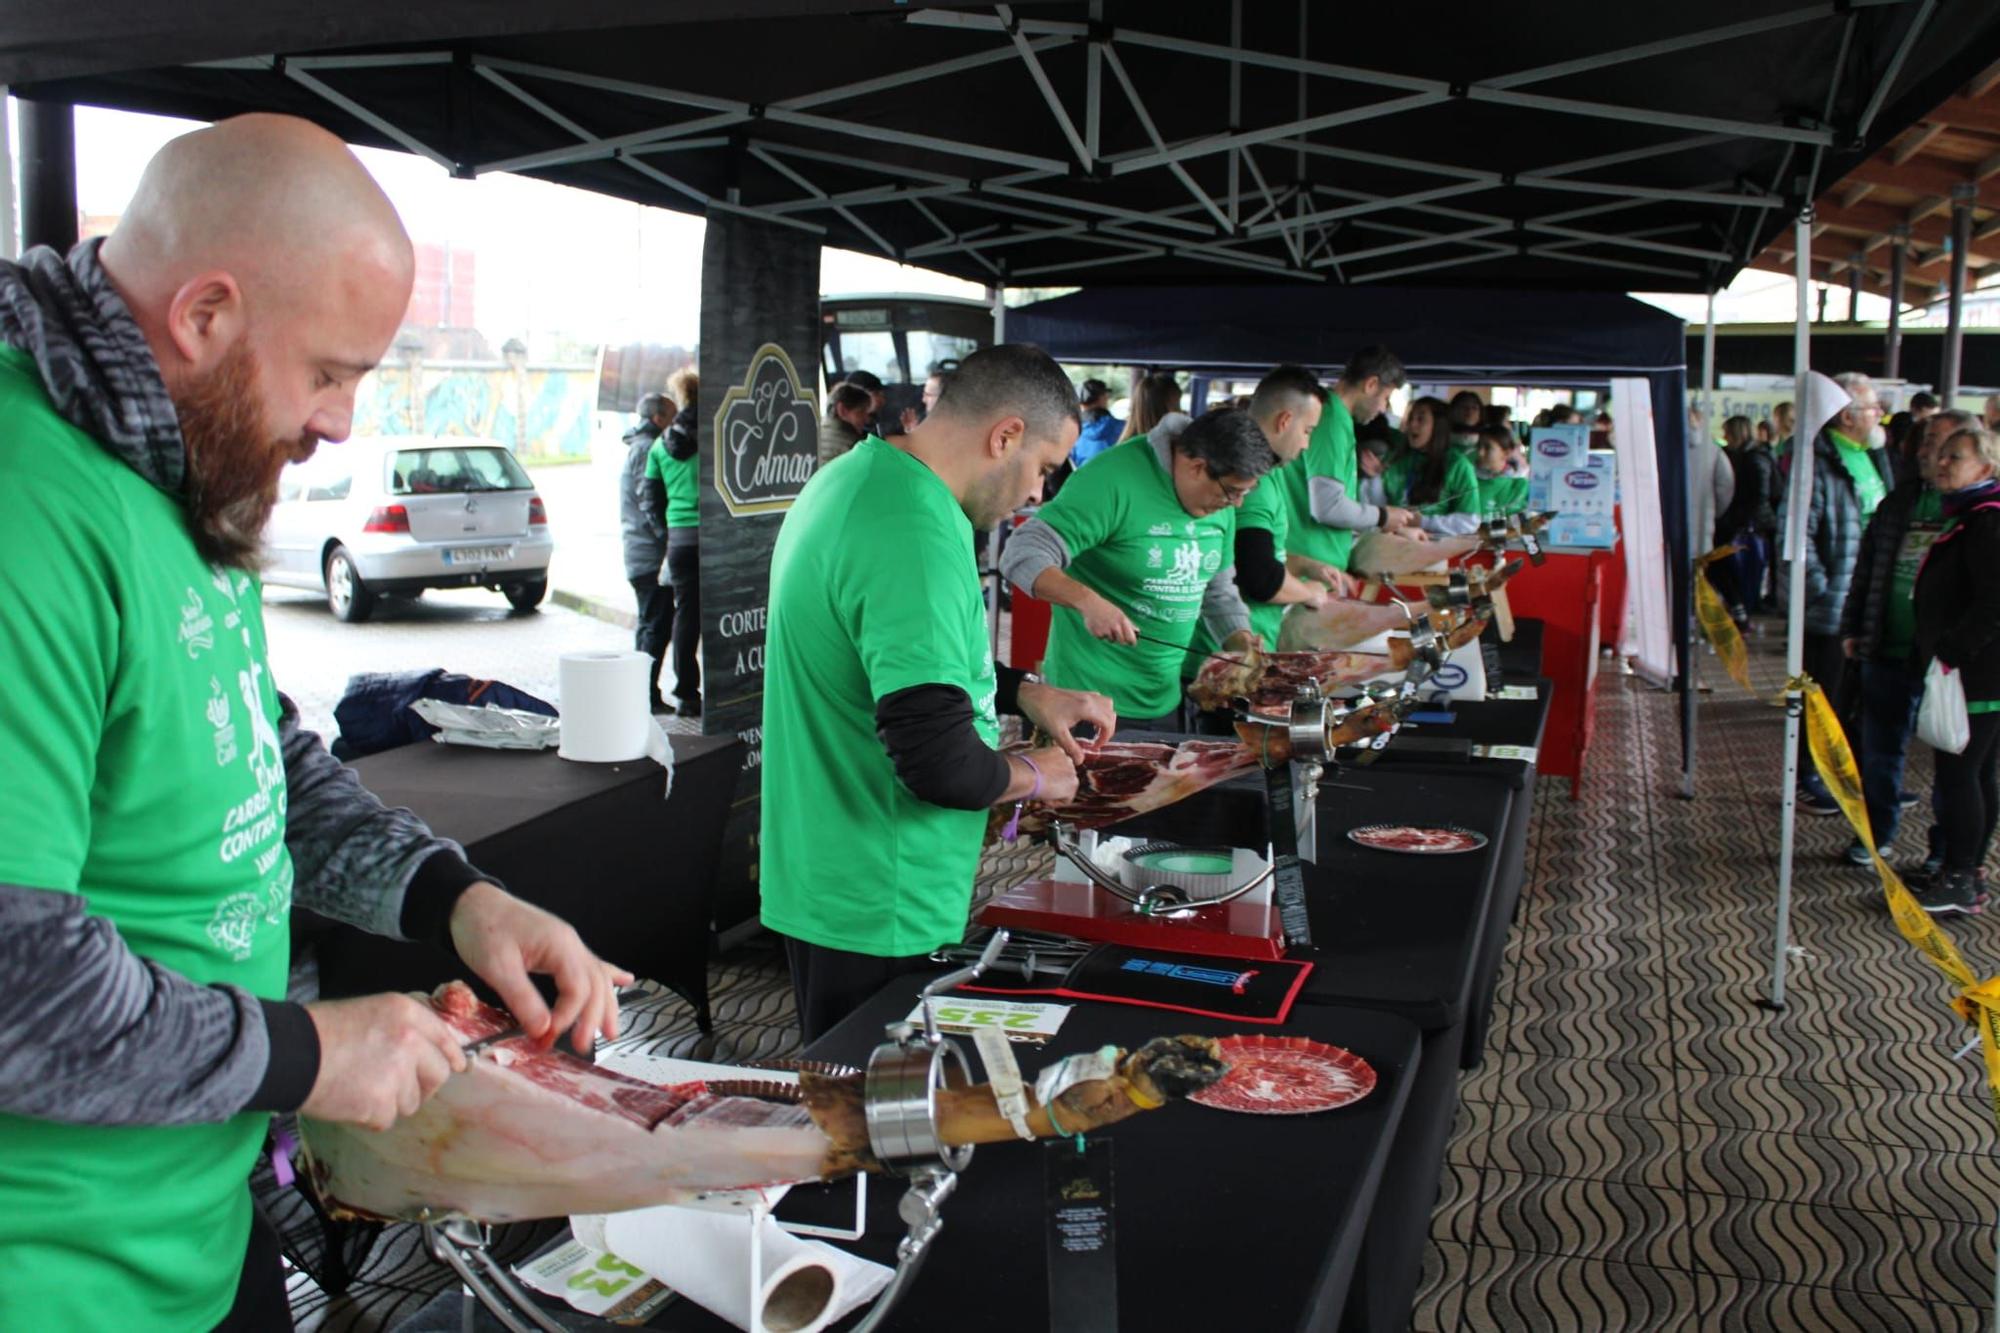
504;577;548;612
325;546;377;623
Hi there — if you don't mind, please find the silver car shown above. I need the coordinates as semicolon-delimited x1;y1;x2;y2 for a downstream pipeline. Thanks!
264;437;556;622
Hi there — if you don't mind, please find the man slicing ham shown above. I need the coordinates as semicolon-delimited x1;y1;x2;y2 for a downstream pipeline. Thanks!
1002;403;1279;729
0;116;629;1330
760;345;1116;1042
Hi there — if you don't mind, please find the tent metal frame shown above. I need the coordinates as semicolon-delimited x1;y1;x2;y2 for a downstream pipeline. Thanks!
173;3;1882;286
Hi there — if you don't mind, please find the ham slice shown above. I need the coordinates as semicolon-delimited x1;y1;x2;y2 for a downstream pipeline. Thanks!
1186;647;1410;713
994;739;1259;839
298;983;1225;1224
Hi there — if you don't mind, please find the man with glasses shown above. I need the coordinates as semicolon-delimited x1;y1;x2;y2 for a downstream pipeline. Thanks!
1003;407;1277;728
1786;371;1893;816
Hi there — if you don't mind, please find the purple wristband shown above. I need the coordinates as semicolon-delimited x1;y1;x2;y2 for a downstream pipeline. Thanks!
1000;754;1044;842
1018;753;1043;802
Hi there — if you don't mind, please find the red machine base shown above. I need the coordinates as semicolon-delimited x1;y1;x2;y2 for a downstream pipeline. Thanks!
976;879;1289;961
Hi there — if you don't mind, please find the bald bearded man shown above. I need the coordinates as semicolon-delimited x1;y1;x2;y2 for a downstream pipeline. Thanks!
0;115;630;1330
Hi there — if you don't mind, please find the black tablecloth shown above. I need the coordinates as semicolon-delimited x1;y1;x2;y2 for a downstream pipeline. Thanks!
1298;768;1513;1032
773;980;1422;1333
1113;764;1516;1333
1340;1022;1465;1333
1374;681;1547;1070
406;982;1419;1333
308;734;743;1028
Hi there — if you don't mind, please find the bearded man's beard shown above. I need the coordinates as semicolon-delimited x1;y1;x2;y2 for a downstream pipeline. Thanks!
174;339;318;569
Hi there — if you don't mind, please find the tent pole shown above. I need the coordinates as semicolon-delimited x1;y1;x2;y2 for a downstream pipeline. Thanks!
1682;292;1716;796
1768;207;1814;1013
18;98;76;253
1885;229;1906;382
1943;185;1974;404
0;91;15;260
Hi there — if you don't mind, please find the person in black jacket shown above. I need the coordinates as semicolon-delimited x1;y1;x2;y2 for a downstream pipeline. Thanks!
1713;414;1776;626
1839;410;1969;867
620;391;675;710
1908;424;2000;914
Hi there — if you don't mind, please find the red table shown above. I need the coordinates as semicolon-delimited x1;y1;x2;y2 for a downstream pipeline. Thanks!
1497;548;1616;798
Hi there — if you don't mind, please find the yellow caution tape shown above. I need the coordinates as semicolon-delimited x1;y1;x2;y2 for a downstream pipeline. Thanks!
1797;676;2000;1130
1691;545;1762;697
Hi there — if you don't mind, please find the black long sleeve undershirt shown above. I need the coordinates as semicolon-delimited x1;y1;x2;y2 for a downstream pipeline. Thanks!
665;417;698;462
1233;526;1287;603
874;665;1029;810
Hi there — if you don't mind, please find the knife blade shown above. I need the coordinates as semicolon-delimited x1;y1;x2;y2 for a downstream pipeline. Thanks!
461;1025;525;1057
1132;630;1250;668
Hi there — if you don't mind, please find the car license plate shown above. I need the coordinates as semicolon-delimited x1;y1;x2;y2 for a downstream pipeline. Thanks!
443;545;515;566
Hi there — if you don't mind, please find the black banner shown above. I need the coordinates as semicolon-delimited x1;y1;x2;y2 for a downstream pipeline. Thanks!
697;211;822;933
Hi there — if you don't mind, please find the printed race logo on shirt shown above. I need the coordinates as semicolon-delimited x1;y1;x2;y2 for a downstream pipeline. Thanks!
178;586;215;658
195;567;291;962
1169;541;1204;583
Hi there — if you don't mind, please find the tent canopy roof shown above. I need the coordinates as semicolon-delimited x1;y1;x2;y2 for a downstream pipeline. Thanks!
1006;283;1687;381
7;1;1995;294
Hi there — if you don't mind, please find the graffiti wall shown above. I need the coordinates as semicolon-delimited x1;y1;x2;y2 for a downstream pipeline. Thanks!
353;358;601;461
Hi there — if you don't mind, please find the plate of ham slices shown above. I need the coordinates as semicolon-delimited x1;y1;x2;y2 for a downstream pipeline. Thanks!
1189;1035;1377;1115
1345;824;1489;855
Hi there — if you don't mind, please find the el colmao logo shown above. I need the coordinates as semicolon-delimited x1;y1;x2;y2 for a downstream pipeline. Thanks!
713;343;818;517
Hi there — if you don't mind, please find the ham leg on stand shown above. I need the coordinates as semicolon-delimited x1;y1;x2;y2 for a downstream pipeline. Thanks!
298;982;1226;1225
989;738;1260;841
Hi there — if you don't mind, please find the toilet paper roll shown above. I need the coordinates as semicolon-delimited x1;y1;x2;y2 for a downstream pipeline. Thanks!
557;651;656;763
592;1205;892;1333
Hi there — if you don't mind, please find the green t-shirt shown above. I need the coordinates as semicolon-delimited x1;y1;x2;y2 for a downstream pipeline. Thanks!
1037;434;1236;719
1478;473;1531;520
1885;488;1945;661
1829;430;1886;518
1278;393;1360;573
0;347;292;1330
1384;447;1482;518
1189;455;1293;662
645;437;701;529
760;436;998;956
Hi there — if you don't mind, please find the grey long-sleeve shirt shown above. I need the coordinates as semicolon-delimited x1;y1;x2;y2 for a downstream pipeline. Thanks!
0;694;486;1127
1308;472;1383;532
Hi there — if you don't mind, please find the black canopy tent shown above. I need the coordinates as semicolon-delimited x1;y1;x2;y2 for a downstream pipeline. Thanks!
4;1;1996;295
3;1;1992;780
1008;281;1690;703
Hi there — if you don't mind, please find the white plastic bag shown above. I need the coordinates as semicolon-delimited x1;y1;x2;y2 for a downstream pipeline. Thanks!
1918;658;1972;755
